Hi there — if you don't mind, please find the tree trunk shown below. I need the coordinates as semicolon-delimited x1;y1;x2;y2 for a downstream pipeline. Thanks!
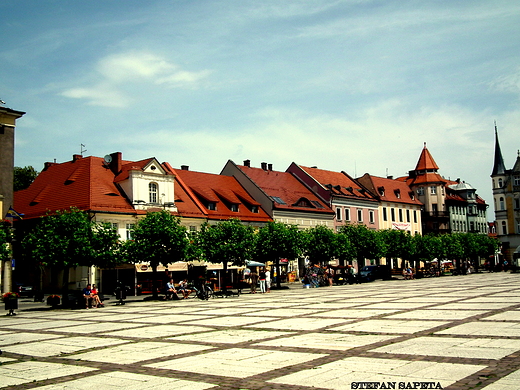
275;258;281;289
222;261;228;293
61;266;70;308
152;264;159;300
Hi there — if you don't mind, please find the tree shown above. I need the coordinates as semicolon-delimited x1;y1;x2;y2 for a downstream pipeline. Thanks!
14;166;38;191
255;221;304;288
197;219;255;292
126;211;189;299
339;224;384;268
380;229;413;268
0;219;12;263
22;208;120;302
303;225;344;265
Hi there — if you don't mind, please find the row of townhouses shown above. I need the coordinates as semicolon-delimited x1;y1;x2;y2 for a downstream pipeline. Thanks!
2;105;503;292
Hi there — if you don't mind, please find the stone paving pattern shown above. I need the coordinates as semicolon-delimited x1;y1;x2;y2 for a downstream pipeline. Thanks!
1;273;520;389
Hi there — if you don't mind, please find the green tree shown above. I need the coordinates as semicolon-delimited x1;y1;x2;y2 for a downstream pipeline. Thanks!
413;234;443;272
14;166;38;191
255;221;304;288
197;219;255;292
380;229;413;268
303;225;341;265
0;220;12;263
126;211;189;299
339;224;384;267
22;207;120;302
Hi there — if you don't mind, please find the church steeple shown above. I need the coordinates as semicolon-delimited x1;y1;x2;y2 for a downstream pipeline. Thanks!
492;121;506;176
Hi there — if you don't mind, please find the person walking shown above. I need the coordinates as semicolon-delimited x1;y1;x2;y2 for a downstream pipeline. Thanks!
265;268;271;293
259;268;267;293
250;270;259;293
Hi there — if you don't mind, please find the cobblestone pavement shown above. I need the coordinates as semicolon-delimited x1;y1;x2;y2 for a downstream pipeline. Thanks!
1;273;520;390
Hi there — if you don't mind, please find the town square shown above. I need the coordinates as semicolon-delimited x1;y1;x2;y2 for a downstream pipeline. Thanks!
2;272;520;390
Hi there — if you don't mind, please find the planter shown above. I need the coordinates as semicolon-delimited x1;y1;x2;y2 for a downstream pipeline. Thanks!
4;298;18;316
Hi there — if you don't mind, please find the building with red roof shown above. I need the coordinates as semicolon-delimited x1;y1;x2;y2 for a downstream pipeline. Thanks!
357;173;422;234
220;160;334;229
287;163;379;232
398;143;488;235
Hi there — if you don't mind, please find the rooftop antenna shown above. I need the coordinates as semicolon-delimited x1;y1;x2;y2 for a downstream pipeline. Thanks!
80;144;87;156
354;161;357;178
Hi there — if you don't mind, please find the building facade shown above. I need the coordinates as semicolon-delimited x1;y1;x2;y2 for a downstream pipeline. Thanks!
287;163;380;232
491;126;520;264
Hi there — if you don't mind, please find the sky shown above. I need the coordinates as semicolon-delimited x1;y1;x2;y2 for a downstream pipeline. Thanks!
1;0;519;217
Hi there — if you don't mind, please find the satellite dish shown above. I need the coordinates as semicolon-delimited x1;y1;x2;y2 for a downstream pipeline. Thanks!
104;155;113;164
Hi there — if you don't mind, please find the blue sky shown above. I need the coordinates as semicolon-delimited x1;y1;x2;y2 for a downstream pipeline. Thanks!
1;0;519;214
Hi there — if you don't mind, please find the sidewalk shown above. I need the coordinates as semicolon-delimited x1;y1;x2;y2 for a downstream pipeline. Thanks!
2;273;520;390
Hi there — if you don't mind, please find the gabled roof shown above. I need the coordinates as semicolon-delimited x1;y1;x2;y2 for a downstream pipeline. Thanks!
171;168;271;223
234;164;333;214
15;155;136;219
357;174;422;206
415;143;439;171
294;165;377;201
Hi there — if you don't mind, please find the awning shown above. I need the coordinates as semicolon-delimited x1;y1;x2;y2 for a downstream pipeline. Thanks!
135;263;188;272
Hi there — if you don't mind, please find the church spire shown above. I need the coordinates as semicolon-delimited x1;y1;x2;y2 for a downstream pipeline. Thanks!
492;121;506;176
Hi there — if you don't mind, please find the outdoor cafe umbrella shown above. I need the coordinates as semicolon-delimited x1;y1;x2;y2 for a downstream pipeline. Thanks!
245;260;265;267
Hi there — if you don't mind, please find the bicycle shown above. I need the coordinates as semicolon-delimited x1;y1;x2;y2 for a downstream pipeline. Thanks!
192;283;213;300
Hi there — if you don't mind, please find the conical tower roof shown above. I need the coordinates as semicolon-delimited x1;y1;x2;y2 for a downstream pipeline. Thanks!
415;143;439;171
491;123;506;176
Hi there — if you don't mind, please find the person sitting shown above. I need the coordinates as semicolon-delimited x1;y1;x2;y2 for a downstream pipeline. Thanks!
165;278;177;300
177;279;192;299
91;284;104;307
82;284;94;309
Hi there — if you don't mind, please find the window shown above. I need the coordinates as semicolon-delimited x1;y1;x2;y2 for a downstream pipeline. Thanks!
406;209;410;222
515;198;520;210
149;182;158;203
430;186;437;195
336;208;342;221
126;224;134;240
517;221;520;234
207;202;216;210
111;223;118;231
515;176;520;186
383;207;387;221
502;221;507;235
391;208;395;222
417;187;424;196
311;200;324;209
398;209;403;222
189;225;197;232
345;208;350;221
498;178;503;187
369;210;375;224
251;205;259;213
357;209;363;222
413;210;417;223
230;204;239;212
271;196;286;205
500;197;505;210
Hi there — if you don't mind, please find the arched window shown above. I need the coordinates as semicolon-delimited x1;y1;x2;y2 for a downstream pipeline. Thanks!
149;182;158;203
498;178;503;187
500;197;505;210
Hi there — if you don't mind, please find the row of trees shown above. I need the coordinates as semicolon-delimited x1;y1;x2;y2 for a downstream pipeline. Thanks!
8;208;499;296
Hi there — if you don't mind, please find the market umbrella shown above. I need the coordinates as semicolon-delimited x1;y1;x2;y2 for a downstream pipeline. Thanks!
245;260;265;267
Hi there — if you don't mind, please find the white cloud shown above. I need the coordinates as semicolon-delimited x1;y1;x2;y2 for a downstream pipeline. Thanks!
60;51;212;107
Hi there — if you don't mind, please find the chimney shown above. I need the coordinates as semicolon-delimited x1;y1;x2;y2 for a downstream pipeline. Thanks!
261;162;267;170
244;159;250;167
181;165;189;171
456;178;460;183
43;162;57;171
109;152;122;175
72;154;82;161
268;163;273;171
387;175;393;180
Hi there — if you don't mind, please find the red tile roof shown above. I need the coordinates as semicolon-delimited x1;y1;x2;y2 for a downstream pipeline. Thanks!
15;156;137;219
415;143;440;171
235;165;333;214
171;168;271;223
357;174;422;206
296;165;377;201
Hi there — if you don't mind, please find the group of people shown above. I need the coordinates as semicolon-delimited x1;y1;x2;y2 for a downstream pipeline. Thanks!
246;267;271;293
166;278;192;299
82;284;103;309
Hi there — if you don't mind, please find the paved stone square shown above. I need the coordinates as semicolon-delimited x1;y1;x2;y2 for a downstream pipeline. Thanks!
1;272;520;389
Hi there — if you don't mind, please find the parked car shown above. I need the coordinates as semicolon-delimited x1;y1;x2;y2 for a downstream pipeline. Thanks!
15;282;34;297
359;265;391;282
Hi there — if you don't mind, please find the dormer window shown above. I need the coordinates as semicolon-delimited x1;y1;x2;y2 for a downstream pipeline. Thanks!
230;204;239;212
394;189;401;199
149;182;158;203
378;186;385;196
251;205;259;213
207;202;216;211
